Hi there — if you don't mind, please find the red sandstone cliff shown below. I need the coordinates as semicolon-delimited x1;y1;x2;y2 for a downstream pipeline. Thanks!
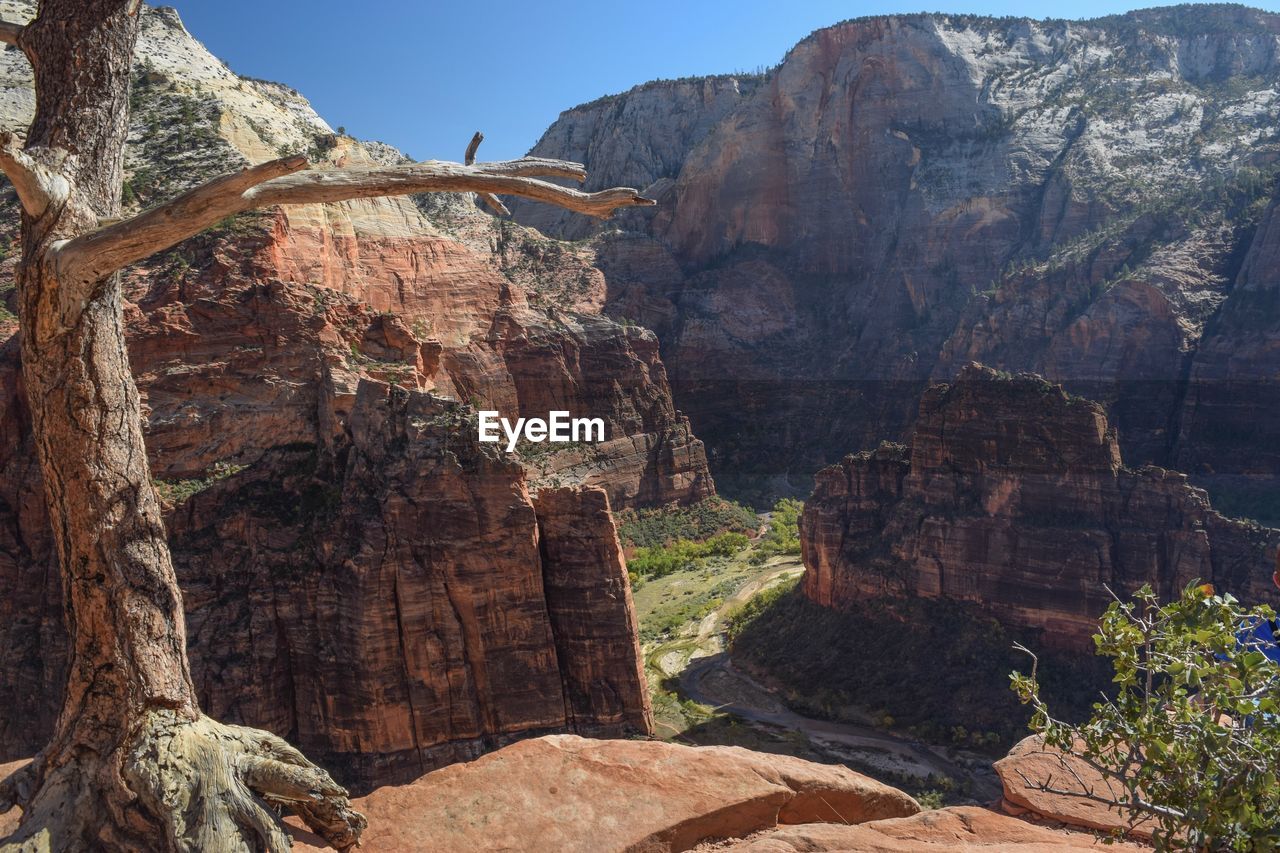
0;4;684;787
0;368;655;790
800;365;1280;648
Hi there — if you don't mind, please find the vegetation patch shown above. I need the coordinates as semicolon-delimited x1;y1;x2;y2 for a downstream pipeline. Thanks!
628;532;750;583
616;496;758;548
750;498;802;563
1016;583;1280;850
154;460;246;505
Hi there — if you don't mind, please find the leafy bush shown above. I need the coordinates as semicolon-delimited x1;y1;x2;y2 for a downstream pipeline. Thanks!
1013;583;1280;851
752;498;802;561
627;531;750;581
153;460;245;505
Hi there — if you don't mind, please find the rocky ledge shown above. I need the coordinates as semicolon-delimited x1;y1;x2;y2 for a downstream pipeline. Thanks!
278;735;1146;852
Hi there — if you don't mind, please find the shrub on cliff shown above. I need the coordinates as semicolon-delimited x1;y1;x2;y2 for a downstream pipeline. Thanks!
1013;583;1280;851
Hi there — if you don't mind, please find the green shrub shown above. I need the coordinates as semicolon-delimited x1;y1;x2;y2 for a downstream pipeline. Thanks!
1013;583;1280;850
756;498;802;559
153;460;245;505
627;530;751;581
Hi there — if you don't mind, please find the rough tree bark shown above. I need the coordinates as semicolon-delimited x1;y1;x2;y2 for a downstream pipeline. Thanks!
0;3;654;851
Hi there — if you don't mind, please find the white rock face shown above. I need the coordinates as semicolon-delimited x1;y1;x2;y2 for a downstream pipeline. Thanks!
507;75;764;240
0;2;466;245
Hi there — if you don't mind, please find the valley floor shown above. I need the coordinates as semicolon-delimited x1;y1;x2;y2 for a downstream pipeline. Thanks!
634;535;1001;805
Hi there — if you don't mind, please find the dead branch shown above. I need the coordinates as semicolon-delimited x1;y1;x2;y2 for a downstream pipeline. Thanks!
53;154;309;286
1016;765;1185;823
0;132;67;218
55;154;653;287
464;132;483;165
0;19;22;47
466;132;512;216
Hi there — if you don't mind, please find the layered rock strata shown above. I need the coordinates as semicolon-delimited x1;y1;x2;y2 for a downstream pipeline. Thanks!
518;7;1280;506
801;365;1279;648
2;376;655;790
0;3;682;786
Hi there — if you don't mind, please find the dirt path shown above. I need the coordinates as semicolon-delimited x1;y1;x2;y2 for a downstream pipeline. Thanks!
645;553;1001;800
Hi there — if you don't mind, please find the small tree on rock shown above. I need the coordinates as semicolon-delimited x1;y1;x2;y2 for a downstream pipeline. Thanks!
1013;583;1280;851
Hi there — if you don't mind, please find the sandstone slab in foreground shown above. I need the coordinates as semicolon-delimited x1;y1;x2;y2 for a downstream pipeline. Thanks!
288;735;919;852
995;735;1154;840
710;805;1148;851
0;760;27;839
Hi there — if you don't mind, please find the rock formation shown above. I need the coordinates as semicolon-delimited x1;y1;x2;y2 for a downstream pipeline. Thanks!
517;7;1280;509
534;487;653;735
800;365;1279;649
0;3;690;786
508;75;764;241
718;807;1145;851
289;734;921;852
3;375;655;791
279;735;1145;852
0;0;712;510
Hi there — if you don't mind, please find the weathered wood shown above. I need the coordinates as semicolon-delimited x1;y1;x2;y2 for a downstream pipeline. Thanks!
464;131;483;165
58;155;647;287
54;153;311;293
0;132;65;218
464;131;509;215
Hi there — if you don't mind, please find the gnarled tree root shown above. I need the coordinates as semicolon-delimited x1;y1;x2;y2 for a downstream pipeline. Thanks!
0;711;366;852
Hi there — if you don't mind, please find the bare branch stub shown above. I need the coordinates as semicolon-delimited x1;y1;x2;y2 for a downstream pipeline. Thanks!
0;19;22;47
464;132;483;166
0;131;67;219
464;131;509;216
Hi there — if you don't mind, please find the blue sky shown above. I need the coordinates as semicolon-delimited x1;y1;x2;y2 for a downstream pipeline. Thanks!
173;1;1280;161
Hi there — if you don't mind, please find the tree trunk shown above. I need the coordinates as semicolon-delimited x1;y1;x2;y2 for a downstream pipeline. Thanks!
0;2;653;848
0;2;363;850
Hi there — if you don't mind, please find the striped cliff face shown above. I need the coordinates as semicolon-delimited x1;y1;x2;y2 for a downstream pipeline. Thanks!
515;7;1280;507
800;365;1280;650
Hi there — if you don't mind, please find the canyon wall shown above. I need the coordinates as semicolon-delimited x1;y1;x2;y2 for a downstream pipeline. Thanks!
517;7;1280;508
800;365;1280;649
0;3;679;786
0;356;656;792
170;384;653;792
0;0;713;511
